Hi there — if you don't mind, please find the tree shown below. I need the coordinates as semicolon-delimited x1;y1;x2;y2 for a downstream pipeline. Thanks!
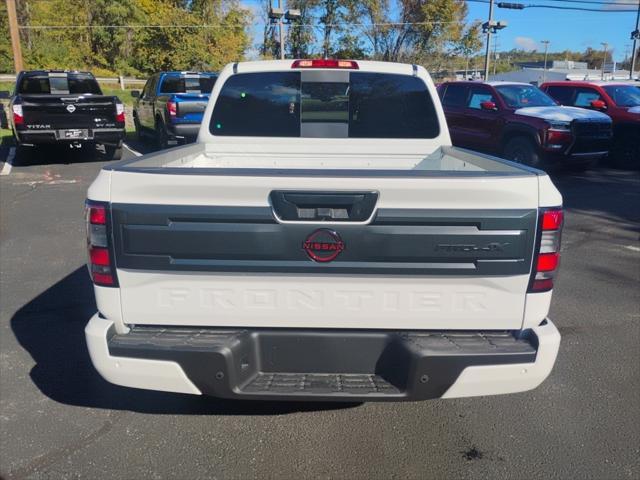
0;0;250;75
286;0;319;59
341;0;474;62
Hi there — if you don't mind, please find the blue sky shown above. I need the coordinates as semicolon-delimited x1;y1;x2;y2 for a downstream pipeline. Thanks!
465;0;638;62
241;0;639;63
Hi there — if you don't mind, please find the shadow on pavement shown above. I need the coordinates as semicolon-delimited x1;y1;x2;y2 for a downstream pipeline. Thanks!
11;267;359;416
551;169;640;234
10;144;116;168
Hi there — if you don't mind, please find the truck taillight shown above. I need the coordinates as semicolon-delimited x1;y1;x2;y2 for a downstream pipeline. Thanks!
529;208;563;292
12;104;24;126
167;100;177;117
85;201;117;287
115;103;125;123
291;59;359;69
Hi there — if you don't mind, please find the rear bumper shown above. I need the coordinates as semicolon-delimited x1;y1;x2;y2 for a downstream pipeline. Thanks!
166;122;200;140
16;128;125;146
85;315;561;401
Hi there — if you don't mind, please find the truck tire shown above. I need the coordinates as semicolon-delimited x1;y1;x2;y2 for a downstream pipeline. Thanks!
105;144;123;160
133;115;144;141
503;137;541;168
155;119;169;150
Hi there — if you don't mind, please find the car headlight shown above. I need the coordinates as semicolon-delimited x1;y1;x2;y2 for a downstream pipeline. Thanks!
548;121;571;131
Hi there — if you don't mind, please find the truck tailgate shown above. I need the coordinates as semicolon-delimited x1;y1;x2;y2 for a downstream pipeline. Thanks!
108;170;539;330
21;95;118;129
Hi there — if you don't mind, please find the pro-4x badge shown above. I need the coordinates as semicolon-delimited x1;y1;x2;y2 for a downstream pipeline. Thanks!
302;229;345;262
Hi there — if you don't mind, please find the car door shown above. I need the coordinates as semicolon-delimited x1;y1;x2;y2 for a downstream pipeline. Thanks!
460;85;503;153
139;75;157;129
439;83;469;147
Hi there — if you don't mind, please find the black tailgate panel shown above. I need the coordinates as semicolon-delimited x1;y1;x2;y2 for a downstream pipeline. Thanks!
21;96;117;129
111;203;537;276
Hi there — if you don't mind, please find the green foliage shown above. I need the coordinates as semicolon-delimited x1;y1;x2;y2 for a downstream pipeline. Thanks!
0;0;251;75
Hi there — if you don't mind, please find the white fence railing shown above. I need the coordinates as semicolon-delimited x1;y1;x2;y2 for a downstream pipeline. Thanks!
0;74;146;89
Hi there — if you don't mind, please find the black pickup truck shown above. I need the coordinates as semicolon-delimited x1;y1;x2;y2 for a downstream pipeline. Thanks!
2;70;126;159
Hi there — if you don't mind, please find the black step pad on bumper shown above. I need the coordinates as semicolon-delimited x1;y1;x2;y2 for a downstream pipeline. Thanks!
108;327;537;401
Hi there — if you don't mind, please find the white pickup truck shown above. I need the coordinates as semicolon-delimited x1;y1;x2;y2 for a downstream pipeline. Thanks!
85;59;563;401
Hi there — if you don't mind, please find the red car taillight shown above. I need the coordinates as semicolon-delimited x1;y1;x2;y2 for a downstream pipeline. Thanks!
85;201;117;287
529;208;563;292
12;104;24;126
115;102;125;123
167;100;177;117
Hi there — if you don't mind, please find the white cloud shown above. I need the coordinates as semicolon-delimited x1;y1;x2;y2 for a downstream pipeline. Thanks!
515;36;539;52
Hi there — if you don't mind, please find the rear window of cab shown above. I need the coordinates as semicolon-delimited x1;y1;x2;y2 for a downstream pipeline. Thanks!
210;71;440;139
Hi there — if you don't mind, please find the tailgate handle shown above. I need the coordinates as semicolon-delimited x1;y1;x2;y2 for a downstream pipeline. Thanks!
270;191;379;222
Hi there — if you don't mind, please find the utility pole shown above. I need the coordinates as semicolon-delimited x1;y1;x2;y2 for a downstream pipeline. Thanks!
277;0;284;59
601;42;609;80
6;0;24;73
631;0;640;80
483;0;495;80
493;37;499;76
541;40;550;84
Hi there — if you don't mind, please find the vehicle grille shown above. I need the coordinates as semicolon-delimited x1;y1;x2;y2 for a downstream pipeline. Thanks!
571;121;612;154
572;121;612;138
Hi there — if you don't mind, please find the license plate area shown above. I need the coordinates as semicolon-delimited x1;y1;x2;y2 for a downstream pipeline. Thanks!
58;129;90;139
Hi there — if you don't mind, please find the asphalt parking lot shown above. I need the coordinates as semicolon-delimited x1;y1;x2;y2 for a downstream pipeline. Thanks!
0;144;638;479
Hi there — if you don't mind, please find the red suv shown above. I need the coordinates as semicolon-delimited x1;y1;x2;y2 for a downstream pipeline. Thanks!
437;81;613;169
541;81;640;167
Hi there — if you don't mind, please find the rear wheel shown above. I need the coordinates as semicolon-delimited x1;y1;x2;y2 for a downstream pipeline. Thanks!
155;119;169;150
15;143;34;164
503;136;541;168
104;144;123;160
133;114;144;141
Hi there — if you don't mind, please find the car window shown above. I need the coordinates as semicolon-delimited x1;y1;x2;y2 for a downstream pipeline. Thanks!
573;88;602;107
494;84;556;108
602;85;640;107
349;73;440;138
211;71;440;139
545;86;574;105
18;73;101;95
160;74;218;94
467;87;495;109
145;76;157;98
141;79;151;98
211;72;301;137
441;84;467;107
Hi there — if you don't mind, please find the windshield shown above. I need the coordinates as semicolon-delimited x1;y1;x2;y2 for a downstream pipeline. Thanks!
17;73;102;95
159;74;218;94
495;84;557;108
603;85;640;107
210;71;440;139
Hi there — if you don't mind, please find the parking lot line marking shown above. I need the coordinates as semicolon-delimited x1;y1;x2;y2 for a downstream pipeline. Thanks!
624;245;640;252
123;143;142;157
1;147;15;176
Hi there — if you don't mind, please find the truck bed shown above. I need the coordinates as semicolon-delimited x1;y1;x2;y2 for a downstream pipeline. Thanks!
107;143;536;175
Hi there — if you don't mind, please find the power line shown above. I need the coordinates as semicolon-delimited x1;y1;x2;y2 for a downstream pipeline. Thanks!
525;3;635;9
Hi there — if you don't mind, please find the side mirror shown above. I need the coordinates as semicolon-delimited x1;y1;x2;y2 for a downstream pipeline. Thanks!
0;91;10;99
131;90;140;98
590;99;607;110
480;100;497;111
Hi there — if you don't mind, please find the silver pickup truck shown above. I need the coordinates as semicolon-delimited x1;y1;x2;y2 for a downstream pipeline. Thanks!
85;59;563;402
